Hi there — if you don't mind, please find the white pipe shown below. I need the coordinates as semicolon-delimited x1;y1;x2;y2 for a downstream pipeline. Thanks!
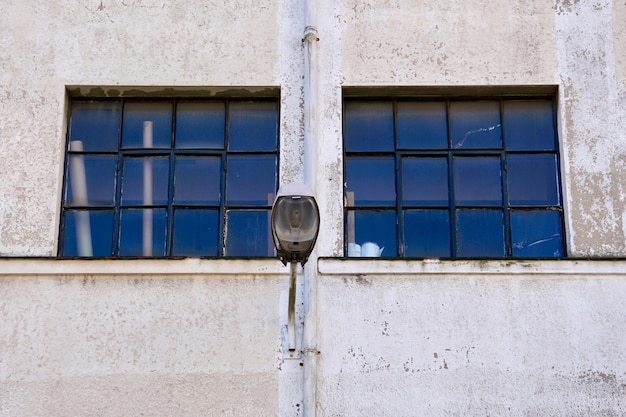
143;121;153;256
303;4;318;189
302;1;318;416
69;140;93;256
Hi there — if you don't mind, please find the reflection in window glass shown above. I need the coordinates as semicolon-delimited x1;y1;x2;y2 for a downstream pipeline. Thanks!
63;210;114;257
346;156;396;206
511;210;563;258
66;154;117;206
450;101;502;149
225;210;272;257
175;102;225;149
228;102;278;151
344;101;394;152
172;209;219;256
121;157;170;206
122;102;173;149
456;209;505;257
403;209;451;257
347;210;396;257
70;101;121;152
119;208;168;257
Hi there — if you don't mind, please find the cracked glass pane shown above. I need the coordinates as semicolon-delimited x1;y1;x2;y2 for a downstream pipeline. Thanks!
511;210;563;257
450;101;502;149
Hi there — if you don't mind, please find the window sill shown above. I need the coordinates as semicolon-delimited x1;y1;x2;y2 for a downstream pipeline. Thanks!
317;257;626;277
0;258;287;276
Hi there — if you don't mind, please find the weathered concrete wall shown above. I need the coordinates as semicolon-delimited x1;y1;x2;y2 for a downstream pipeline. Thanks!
0;259;287;416
317;259;626;416
341;0;557;85
556;0;626;256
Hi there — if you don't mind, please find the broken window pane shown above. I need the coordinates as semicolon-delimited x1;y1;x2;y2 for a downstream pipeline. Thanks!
450;101;502;149
511;210;563;257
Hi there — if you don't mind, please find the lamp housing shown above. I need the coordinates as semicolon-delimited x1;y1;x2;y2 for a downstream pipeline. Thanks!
271;183;320;265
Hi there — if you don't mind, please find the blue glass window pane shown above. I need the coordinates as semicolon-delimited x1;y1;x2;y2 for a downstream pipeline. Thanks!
403;209;451;257
62;210;114;257
450;101;502;149
172;209;219;256
225;210;272;257
66;155;117;206
174;156;221;205
504;100;555;151
226;155;276;205
348;210;397;257
511;210;563;257
121;157;170;206
175;102;225;149
122;102;173;149
456;209;505;257
402;157;449;206
69;101;121;152
344;101;394;152
453;157;502;206
346;156;395;206
507;154;559;206
119;208;167;256
397;102;448;149
228;102;278;151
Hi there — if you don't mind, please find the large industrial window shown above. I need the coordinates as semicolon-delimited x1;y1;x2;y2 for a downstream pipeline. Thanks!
59;98;279;258
344;96;565;258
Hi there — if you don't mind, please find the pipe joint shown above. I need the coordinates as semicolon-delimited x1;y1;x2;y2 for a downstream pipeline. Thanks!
302;26;319;43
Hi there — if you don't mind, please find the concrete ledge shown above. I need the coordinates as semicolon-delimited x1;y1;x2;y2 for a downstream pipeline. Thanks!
0;258;288;276
318;258;626;277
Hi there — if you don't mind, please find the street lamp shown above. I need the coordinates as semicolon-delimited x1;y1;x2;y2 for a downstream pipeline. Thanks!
271;183;320;266
271;183;320;353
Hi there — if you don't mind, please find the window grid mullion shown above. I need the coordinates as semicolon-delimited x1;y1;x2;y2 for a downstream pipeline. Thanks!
499;99;513;257
393;100;403;257
218;101;230;256
112;98;126;256
446;99;457;258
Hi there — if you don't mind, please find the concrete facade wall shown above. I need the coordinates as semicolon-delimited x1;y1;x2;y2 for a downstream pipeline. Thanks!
0;0;625;416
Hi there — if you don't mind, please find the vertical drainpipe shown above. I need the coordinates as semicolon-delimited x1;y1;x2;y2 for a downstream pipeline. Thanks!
302;0;319;416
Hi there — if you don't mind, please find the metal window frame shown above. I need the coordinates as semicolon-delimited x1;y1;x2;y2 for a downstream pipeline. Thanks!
59;96;280;258
343;94;566;259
